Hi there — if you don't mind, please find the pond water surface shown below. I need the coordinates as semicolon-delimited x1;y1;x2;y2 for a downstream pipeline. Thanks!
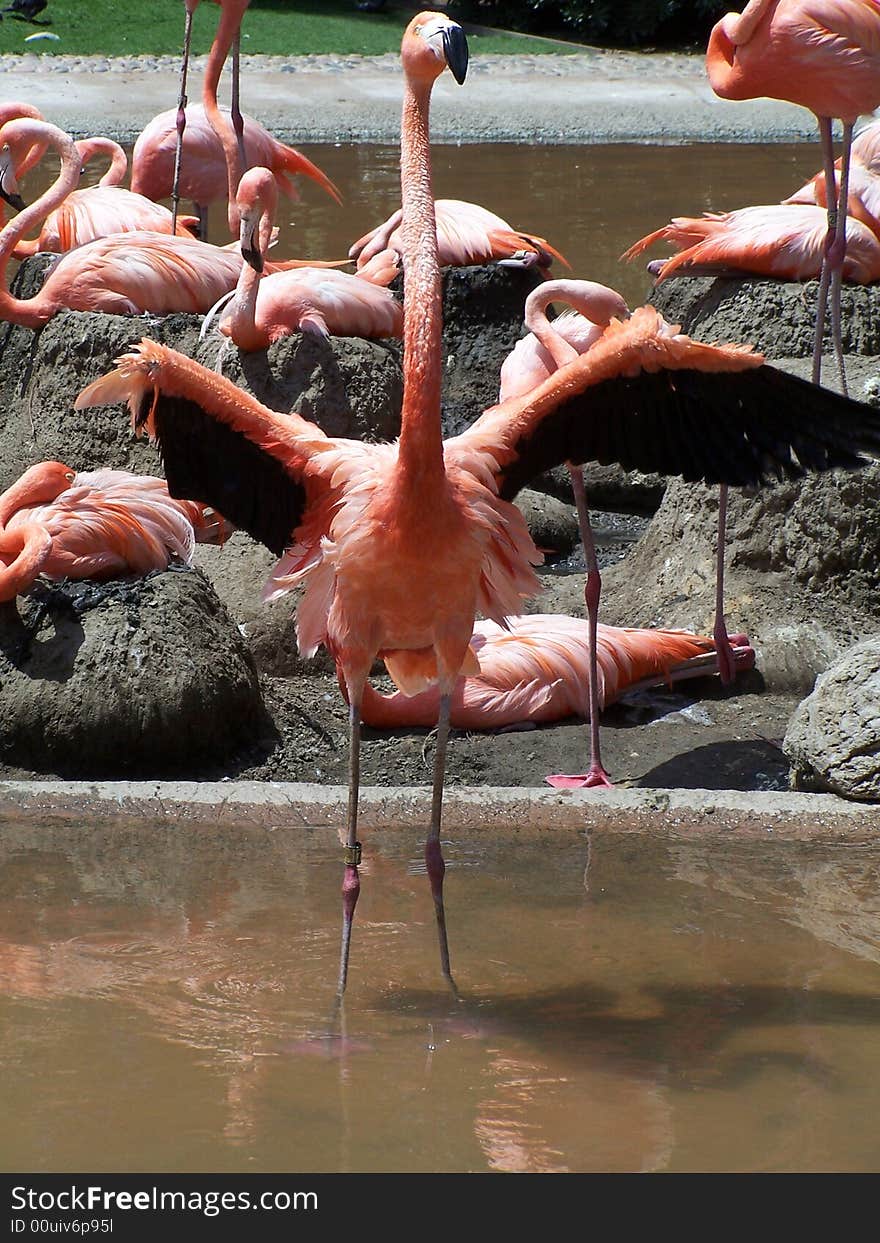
3;821;880;1173
21;139;824;311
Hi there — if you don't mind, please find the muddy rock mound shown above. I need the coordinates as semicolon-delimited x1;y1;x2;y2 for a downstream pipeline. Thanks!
0;303;404;493
783;635;880;801
195;329;403;443
0;567;272;777
649;275;880;358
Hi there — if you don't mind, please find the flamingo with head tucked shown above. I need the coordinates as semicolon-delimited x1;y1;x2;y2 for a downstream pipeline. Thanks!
706;0;880;390
77;13;880;999
359;615;756;731
0;461;228;604
499;278;630;789
349;197;567;271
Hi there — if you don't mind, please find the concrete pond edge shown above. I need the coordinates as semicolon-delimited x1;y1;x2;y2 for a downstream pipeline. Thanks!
1;780;878;843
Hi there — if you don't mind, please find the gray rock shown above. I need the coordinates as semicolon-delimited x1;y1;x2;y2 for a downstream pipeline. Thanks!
0;568;272;777
650;274;880;359
784;635;880;802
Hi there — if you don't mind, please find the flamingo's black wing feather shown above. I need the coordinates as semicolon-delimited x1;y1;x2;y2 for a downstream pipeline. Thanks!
495;365;880;502
136;391;307;557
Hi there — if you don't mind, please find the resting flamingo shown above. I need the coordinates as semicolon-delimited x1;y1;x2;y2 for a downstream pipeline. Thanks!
77;13;880;997
349;197;567;271
202;166;402;350
621;204;880;285
706;0;880;389
8;135;200;258
0;461;229;603
136;1;339;238
359;616;756;731
498;278;630;788
0;119;328;326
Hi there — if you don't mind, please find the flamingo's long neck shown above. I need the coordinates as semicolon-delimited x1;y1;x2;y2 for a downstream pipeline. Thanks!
397;74;445;486
0;124;79;328
202;3;247;233
0;468;66;529
76;137;128;188
524;286;580;370
0;524;52;602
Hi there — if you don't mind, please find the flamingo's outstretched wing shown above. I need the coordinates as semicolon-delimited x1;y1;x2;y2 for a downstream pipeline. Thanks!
447;306;880;496
75;339;333;557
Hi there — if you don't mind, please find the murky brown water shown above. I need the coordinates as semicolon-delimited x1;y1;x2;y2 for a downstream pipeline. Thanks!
13;140;822;310
3;820;880;1174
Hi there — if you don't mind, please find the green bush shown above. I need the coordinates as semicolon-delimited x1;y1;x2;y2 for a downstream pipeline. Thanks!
449;1;729;48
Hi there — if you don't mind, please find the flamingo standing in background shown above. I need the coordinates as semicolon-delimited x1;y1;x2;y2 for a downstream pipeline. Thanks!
349;198;567;270
77;13;880;997
706;0;880;389
8;136;201;258
171;0;250;234
498;278;630;788
137;0;340;239
0;461;229;604
132;104;341;242
203;166;402;350
359;616;756;731
0;119;330;325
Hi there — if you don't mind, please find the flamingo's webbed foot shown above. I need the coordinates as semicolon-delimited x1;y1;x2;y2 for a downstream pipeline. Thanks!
545;768;614;790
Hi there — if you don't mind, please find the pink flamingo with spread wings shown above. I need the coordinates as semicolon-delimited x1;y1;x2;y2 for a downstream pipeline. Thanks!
203;166;402;350
135;0;339;237
706;0;880;388
359;616;756;731
77;14;880;997
8;135;200;258
0;461;229;604
498;278;630;788
349;197;567;271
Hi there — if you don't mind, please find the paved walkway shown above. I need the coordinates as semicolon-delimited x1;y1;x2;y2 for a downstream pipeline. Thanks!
0;50;818;143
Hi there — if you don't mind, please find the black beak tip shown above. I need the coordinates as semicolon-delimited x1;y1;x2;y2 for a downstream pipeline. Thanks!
443;26;468;85
242;245;264;273
1;189;25;211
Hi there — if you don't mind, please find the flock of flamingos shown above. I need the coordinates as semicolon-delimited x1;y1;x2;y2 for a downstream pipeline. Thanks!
2;1;880;991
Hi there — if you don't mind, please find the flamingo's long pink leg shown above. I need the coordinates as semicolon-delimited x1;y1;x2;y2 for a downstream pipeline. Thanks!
546;464;613;790
426;691;458;995
828;121;854;397
713;483;738;685
171;2;196;235
337;699;363;998
230;31;248;183
812;116;839;386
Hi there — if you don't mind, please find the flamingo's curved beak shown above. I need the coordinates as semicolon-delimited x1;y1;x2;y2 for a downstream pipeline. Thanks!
240;217;264;273
442;24;468;84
